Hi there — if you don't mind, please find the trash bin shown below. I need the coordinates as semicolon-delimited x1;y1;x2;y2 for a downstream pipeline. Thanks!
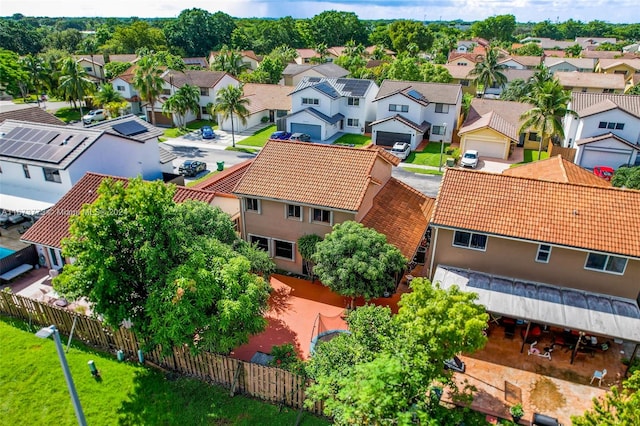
446;158;455;167
216;161;224;171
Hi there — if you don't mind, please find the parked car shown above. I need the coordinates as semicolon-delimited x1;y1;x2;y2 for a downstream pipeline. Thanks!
201;125;215;139
82;109;106;124
178;160;207;177
390;142;411;160
593;166;614;181
270;131;292;140
290;132;311;142
460;150;479;168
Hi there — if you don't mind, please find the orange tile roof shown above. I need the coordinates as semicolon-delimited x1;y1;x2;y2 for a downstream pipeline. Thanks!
360;178;434;260
22;172;216;249
432;168;640;257
502;156;611;187
233;140;398;211
194;159;253;194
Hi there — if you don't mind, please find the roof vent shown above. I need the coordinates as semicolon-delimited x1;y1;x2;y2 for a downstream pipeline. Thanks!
573;210;579;215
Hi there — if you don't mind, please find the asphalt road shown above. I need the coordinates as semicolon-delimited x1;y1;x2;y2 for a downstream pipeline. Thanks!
392;168;442;198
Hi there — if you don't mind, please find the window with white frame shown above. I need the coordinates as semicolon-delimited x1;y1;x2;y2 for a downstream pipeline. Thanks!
453;231;487;250
245;198;260;213
598;121;624;130
286;204;302;220
347;118;359;127
302;98;319;105
435;103;449;113
43;168;62;183
347;97;360;106
116;85;125;91
162;88;171;95
84;67;92;73
312;208;331;224
274;239;295;261
201;106;208;115
389;104;409;113
585;253;627;274
249;235;269;252
432;125;446;135
536;244;552;263
199;87;208;96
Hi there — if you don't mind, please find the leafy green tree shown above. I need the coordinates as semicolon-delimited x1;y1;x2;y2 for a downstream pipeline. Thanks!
309;43;330;64
59;56;95;115
469;47;508;97
368;24;393;51
531;20;562;40
269;45;299;64
420;62;453;83
387;20;433;54
512;43;544;56
335;40;367;77
55;178;272;354
312;221;406;305
306;10;368;47
93;83;125;117
78;36;102;81
0;19;43;55
46;28;83;53
564;44;583;57
612;166;640;189
384;53;423;82
162;83;200;128
241;56;284;84
104;61;131;80
628;85;640;95
165;9;236;56
104;21;166;54
39;49;67;97
572;370;640;425
500;79;530;101
297;234;323;281
0;49;30;98
211;85;249;148
132;55;165;126
471;15;516;42
558;19;585;40
210;46;250;76
244;17;305;54
19;54;45;100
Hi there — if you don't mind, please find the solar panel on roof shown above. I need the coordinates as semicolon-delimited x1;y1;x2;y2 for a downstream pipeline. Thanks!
112;120;148;137
407;89;425;101
308;77;321;82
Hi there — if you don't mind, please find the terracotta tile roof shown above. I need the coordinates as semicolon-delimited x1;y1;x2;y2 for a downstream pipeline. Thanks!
233;140;398;211
555;72;626;90
570;92;640;119
502;68;534;82
502;155;611;187
442;64;475;79
21;172;216;249
361;178;434;260
432;168;640;257
283;63;349;78
447;52;482;63
459;99;532;140
241;83;292;114
0;106;65;126
164;70;231;88
194;159;253;194
375;80;462;105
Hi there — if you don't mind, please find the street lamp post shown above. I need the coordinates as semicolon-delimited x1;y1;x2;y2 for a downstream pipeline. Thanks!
439;123;448;172
36;325;87;426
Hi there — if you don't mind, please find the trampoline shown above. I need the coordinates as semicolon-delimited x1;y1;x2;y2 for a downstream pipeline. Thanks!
309;312;350;354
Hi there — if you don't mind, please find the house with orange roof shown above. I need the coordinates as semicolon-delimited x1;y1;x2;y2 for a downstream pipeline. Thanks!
430;168;640;348
502;155;611;187
21;172;225;269
498;55;542;70
555;71;626;94
217;83;291;133
442;64;477;95
208;50;261;70
562;92;640;169
232;140;433;274
595;58;640;88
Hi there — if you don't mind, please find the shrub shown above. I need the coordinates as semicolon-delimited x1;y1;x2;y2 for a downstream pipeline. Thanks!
261;116;270;123
268;343;305;375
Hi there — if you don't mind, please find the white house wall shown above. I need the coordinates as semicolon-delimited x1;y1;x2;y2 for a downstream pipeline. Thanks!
575;110;640;144
0;160;72;204
576;140;637;169
291;87;333;117
376;93;422;124
372;120;419;149
219;110;267;132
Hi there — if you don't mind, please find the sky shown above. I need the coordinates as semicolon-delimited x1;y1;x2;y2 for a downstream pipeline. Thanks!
2;0;637;24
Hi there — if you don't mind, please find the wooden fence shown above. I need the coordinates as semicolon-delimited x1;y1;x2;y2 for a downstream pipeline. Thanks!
0;291;323;415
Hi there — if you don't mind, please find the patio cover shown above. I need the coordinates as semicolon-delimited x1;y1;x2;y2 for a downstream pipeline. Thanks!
0;191;54;215
433;265;640;343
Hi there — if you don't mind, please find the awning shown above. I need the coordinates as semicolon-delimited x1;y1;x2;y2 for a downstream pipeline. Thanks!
433;265;640;343
0;186;58;215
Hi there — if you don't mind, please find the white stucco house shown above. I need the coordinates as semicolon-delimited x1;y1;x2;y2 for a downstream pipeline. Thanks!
563;92;640;170
284;77;379;141
218;83;292;133
370;80;462;150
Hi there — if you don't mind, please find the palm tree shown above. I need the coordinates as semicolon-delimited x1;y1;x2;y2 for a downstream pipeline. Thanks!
19;54;45;103
519;79;577;159
310;43;329;64
212;85;250;148
94;84;125;118
162;84;200;128
211;46;249;77
469;47;508;98
58;57;95;118
132;55;165;126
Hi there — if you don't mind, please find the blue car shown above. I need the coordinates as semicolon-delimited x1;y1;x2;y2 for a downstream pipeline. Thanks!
201;126;215;139
270;131;292;140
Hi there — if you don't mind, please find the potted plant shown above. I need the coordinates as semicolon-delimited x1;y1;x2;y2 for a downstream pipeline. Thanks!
510;403;524;423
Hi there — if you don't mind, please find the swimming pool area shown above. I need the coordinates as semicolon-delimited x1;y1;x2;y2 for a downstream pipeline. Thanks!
0;246;16;259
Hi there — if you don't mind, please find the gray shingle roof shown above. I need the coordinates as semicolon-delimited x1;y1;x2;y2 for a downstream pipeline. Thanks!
375;80;461;105
570;92;640;119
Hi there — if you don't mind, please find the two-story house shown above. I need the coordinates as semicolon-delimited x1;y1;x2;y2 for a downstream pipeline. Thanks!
595;58;640;90
74;55;105;83
370;80;462;150
285;77;379;141
233;140;433;274
544;58;596;73
218;83;292;133
562;92;640;169
555;71;626;94
281;63;349;87
430;168;640;347
0;117;164;215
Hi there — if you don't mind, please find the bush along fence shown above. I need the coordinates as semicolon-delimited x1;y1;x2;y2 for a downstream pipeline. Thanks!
0;291;323;415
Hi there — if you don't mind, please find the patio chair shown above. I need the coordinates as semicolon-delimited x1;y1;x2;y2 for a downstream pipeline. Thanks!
590;369;607;386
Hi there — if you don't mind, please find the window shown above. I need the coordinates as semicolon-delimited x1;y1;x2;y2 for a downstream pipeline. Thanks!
453;231;487;250
199;87;208;96
347;118;359;127
603;88;615;93
116;85;125;91
585;253;627;274
461;80;470;87
249;235;269;252
49;247;60;267
536;244;552;263
274;240;295;261
435;103;450;113
528;132;540;141
286;204;302;220
43;168;62;183
23;164;30;179
347;97;360;106
201;106;208;115
302;98;319;105
432;125;446;135
389;104;409;112
598;121;624;130
245;198;260;213
162;89;171;95
84;67;92;72
312;208;331;224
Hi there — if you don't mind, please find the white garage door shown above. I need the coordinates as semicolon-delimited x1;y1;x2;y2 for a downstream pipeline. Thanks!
580;149;631;170
464;139;506;159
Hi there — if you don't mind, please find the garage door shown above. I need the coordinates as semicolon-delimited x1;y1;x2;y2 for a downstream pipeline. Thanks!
376;131;411;147
152;111;173;127
464;139;506;159
580;149;631;170
291;123;321;140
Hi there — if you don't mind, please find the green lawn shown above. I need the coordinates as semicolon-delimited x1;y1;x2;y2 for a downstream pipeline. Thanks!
332;134;371;147
54;107;82;123
163;120;217;138
404;142;451;167
523;149;550;162
237;125;276;147
0;318;328;425
401;166;444;175
186;171;217;187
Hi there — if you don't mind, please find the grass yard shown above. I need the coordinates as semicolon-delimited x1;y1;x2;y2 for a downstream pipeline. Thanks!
522;149;550;162
54;107;82;123
332;134;371;147
404;142;451;167
0;318;328;426
237;125;276;147
163;120;217;138
400;166;444;175
186;171;217;187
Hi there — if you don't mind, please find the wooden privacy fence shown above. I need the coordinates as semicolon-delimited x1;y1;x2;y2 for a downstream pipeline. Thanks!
0;292;323;415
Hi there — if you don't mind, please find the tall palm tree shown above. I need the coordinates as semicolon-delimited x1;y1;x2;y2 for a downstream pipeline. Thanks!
519;79;577;158
162;84;200;128
469;47;508;98
132;55;165;126
211;46;250;77
94;84;125;117
212;85;250;148
310;43;329;64
59;57;95;118
20;54;45;103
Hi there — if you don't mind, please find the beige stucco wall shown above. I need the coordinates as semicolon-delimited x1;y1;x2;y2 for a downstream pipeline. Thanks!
460;128;510;159
431;228;640;300
354;158;393;222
